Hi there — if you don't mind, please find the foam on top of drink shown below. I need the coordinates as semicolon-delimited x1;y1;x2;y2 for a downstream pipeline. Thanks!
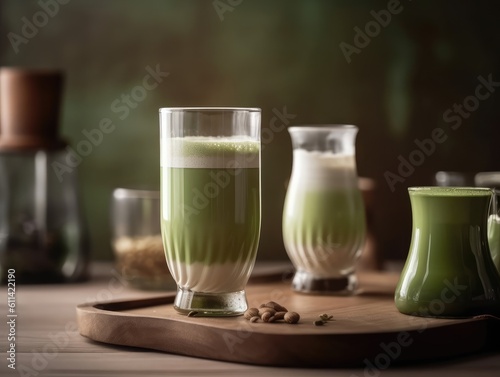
408;187;492;197
162;136;260;168
291;149;358;189
490;214;500;223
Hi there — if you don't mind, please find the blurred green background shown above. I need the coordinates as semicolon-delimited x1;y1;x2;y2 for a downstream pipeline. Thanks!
1;0;500;265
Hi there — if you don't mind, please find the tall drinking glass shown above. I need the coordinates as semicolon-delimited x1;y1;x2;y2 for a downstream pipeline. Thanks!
282;125;366;294
159;108;261;316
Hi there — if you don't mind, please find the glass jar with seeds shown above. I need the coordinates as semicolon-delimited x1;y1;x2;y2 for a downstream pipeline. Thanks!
111;188;174;290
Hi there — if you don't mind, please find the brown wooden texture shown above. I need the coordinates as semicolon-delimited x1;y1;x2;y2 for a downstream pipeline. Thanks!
77;273;500;367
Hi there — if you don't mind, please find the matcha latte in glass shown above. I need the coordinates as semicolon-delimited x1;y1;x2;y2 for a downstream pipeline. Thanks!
282;125;366;294
159;108;261;316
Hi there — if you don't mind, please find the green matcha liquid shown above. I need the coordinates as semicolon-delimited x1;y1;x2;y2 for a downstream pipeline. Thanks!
161;137;260;294
395;187;500;318
283;187;365;276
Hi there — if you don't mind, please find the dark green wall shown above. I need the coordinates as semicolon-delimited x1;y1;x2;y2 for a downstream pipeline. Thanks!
1;0;500;263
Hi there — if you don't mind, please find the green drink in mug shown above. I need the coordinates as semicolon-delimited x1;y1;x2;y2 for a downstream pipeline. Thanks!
395;187;500;318
159;108;261;316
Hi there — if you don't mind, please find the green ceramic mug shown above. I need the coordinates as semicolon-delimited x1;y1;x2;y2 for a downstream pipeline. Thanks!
395;187;500;318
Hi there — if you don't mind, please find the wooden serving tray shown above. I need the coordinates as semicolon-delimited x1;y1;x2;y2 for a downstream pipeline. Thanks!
77;272;500;367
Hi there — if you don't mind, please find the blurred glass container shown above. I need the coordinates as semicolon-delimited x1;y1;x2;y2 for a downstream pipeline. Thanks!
434;171;475;186
475;172;500;188
111;188;174;290
475;172;500;274
0;68;89;283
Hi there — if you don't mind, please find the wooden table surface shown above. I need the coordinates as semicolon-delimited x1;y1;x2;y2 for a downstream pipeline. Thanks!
1;263;500;377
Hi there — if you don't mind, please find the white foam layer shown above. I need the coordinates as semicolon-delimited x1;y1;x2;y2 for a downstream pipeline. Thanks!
161;136;260;168
290;149;358;189
169;261;251;293
489;214;500;224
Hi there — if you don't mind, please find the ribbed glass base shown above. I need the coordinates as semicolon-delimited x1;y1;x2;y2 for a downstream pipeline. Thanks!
173;288;248;316
292;270;358;295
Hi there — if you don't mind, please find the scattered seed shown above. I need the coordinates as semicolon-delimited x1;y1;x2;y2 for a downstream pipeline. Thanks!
261;311;274;322
260;301;288;312
319;313;334;321
244;308;259;320
258;307;276;317
274;311;287;320
284;311;300;324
